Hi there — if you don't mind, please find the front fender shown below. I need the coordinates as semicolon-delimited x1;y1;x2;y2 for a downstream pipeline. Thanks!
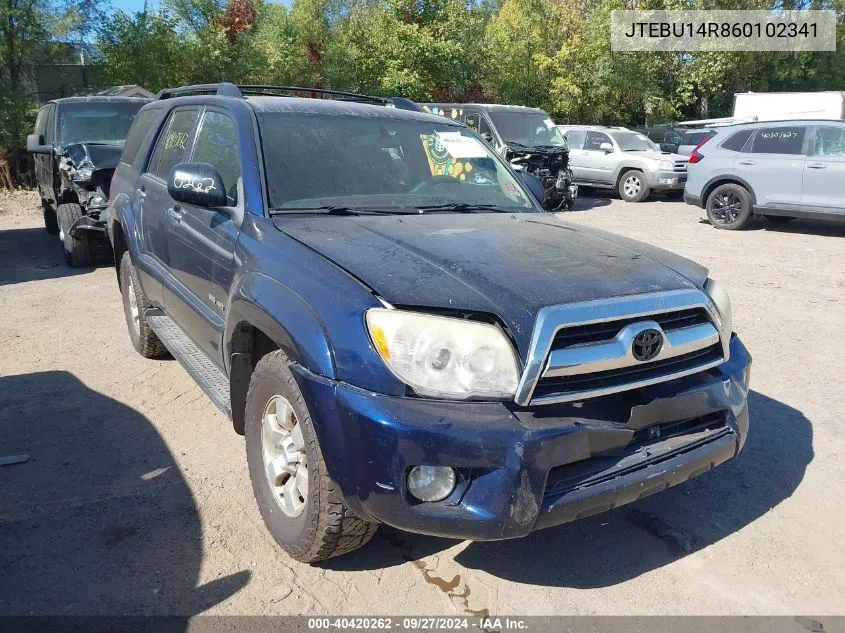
224;272;335;379
612;161;651;183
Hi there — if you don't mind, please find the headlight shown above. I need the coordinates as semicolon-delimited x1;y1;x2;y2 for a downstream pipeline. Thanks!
705;277;733;335
658;160;674;170
366;308;520;399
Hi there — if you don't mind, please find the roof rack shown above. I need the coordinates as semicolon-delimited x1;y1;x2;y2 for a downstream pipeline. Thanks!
156;82;388;105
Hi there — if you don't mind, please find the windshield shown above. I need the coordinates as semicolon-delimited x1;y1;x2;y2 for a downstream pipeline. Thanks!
488;111;566;148
57;102;145;146
257;114;537;213
612;131;660;152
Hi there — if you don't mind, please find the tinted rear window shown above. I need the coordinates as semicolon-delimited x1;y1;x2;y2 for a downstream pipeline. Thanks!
721;129;753;152
749;127;806;155
682;131;714;146
120;109;160;166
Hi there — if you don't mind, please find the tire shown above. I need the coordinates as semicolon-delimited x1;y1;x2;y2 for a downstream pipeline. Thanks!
57;203;91;267
119;251;168;358
618;170;650;203
42;199;59;235
245;350;378;563
765;215;794;224
706;183;753;230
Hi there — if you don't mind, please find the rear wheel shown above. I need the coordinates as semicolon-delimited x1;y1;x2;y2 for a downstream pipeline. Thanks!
42;199;59;234
706;183;753;230
618;170;650;203
119;251;168;358
245;350;378;562
57;203;91;267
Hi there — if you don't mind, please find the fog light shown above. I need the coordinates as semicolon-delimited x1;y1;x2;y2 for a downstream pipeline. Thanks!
407;465;456;502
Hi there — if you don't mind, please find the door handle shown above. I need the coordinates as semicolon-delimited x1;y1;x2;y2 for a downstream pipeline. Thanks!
167;205;183;224
738;160;756;165
807;162;828;169
136;186;146;198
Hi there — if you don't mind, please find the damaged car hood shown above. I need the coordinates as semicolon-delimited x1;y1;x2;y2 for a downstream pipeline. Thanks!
61;143;123;181
274;213;708;355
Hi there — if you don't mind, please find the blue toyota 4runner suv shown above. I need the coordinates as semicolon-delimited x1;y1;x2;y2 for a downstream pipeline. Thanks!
108;83;751;562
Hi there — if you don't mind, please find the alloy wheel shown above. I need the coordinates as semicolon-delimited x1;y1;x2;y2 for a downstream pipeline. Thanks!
712;191;743;224
261;395;308;518
623;175;641;198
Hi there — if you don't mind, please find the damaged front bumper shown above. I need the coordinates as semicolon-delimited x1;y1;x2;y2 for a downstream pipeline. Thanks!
294;336;751;541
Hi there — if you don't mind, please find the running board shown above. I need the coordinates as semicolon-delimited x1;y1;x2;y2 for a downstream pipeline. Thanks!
146;313;232;418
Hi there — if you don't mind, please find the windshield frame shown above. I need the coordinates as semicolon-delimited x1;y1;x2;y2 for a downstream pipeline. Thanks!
56;101;146;147
255;112;544;217
487;110;567;149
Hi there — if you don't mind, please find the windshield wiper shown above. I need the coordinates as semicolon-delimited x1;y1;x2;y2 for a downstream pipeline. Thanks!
270;205;416;216
415;203;512;214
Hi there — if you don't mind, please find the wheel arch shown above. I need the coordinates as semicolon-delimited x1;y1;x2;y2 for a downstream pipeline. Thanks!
613;163;647;188
225;275;336;435
701;176;757;207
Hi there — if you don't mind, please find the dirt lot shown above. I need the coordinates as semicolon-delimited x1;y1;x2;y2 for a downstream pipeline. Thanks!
1;189;844;616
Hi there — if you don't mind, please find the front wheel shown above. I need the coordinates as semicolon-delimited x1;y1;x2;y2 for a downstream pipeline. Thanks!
706;183;753;230
618;170;650;203
245;351;377;562
119;251;168;358
57;203;91;267
42;199;59;234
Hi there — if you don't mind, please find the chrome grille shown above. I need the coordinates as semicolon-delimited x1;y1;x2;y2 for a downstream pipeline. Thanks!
514;289;729;406
673;161;688;172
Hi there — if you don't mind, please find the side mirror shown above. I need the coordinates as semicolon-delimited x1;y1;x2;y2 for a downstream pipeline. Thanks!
27;134;51;154
599;142;614;153
516;171;544;204
168;162;227;208
480;132;493;143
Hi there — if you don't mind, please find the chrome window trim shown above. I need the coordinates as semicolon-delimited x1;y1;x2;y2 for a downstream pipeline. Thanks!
514;288;729;406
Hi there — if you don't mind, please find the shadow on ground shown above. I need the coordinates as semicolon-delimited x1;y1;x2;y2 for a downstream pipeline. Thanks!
330;390;812;590
0;371;249;615
0;227;110;286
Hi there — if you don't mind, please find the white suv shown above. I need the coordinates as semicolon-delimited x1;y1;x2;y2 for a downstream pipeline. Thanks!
558;125;689;202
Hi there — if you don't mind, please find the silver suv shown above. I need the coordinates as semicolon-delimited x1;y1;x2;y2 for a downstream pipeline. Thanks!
558;125;689;202
684;120;845;230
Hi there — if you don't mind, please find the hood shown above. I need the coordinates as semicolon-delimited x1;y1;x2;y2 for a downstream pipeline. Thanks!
625;150;688;163
63;143;122;178
274;213;708;357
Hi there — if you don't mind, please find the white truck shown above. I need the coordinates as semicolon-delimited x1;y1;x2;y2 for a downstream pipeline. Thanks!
680;91;845;127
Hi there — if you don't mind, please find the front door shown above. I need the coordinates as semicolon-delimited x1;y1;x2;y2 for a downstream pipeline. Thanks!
801;125;845;214
580;131;616;184
164;108;242;366
137;107;202;307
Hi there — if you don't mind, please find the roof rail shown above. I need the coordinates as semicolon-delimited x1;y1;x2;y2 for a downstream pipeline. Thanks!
155;82;389;105
156;83;242;100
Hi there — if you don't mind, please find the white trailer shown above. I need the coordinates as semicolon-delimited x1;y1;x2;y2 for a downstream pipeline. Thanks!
678;91;845;127
733;91;845;122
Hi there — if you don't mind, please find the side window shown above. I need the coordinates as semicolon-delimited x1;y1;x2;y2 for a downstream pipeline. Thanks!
190;110;241;205
34;108;46;137
465;113;480;132
813;127;845;157
147;108;200;180
565;130;586;149
478;116;493;138
721;129;752;152
585;131;611;151
43;105;55;144
749;126;806;155
665;131;682;144
120;109;160;166
647;130;662;142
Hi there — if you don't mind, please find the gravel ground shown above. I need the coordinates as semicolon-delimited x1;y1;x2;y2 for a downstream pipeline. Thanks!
1;189;844;616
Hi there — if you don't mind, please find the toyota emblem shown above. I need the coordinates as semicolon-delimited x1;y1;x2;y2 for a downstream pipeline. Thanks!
632;328;663;362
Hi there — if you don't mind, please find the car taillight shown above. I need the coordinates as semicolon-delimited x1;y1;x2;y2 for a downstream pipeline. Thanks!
688;136;712;164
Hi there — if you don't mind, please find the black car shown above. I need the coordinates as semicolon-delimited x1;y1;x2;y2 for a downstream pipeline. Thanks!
107;83;750;563
27;96;149;266
636;126;686;153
